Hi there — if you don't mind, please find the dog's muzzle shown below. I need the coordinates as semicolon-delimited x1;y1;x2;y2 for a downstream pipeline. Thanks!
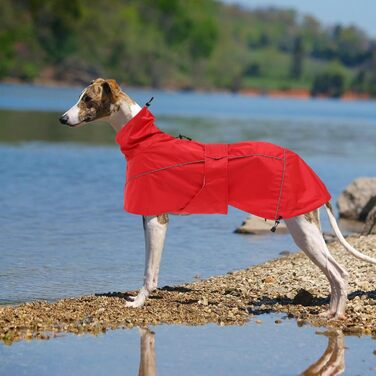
59;114;69;125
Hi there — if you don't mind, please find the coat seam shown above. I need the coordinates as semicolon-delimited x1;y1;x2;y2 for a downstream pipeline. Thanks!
274;148;287;220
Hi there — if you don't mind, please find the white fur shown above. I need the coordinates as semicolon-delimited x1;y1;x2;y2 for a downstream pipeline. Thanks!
126;215;168;308
62;89;85;126
285;215;349;317
109;102;141;132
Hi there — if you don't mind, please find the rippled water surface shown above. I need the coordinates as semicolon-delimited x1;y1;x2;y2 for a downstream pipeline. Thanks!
0;83;375;374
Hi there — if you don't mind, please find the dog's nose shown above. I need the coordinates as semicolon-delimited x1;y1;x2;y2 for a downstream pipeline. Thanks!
59;114;69;124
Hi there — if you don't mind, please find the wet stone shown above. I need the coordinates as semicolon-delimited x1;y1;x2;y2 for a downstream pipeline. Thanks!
293;289;314;306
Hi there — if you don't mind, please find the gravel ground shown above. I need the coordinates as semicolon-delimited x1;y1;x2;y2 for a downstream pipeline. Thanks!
1;235;375;345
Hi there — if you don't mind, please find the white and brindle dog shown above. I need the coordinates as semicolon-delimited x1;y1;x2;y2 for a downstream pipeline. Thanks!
59;78;376;319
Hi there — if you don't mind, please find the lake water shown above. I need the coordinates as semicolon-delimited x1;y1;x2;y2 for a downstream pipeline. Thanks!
0;83;375;374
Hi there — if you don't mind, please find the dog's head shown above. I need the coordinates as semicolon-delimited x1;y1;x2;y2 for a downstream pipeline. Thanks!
59;78;126;127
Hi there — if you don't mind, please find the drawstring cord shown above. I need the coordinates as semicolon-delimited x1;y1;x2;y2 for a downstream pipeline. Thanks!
270;216;282;232
145;96;192;142
178;134;192;141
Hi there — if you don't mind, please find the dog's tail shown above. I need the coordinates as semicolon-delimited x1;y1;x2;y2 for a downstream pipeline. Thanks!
324;202;376;264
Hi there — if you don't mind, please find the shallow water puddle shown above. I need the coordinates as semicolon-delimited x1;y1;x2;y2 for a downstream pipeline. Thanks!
0;314;375;376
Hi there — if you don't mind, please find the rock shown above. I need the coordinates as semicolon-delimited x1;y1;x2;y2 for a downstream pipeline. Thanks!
359;196;376;221
323;232;337;243
234;215;288;235
198;297;208;306
357;281;371;291
361;202;376;235
293;289;314;306
263;276;275;284
337;177;376;220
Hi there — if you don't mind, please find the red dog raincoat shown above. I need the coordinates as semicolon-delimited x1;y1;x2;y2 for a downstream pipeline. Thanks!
116;107;330;220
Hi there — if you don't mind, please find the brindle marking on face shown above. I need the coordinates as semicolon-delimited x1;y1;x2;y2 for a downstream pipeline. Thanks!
304;209;321;230
77;78;134;123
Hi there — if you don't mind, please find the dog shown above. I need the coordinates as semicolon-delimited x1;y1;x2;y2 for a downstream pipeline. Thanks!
59;78;376;319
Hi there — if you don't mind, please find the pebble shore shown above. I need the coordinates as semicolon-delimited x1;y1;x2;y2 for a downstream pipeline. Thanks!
1;235;375;344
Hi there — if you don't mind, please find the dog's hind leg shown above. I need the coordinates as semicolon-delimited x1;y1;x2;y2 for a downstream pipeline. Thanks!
126;214;168;308
285;214;349;319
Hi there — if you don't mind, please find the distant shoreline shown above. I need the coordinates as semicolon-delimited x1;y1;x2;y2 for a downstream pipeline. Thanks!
1;78;373;102
239;88;371;101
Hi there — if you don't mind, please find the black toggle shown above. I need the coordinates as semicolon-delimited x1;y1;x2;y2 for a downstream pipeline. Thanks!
271;216;282;232
145;97;154;107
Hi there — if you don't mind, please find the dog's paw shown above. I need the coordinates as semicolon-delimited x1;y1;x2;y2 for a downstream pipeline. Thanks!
125;292;147;308
318;310;336;319
332;313;346;321
319;310;346;321
125;300;144;308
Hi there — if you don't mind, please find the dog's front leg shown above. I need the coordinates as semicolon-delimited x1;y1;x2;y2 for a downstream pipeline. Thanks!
126;214;168;308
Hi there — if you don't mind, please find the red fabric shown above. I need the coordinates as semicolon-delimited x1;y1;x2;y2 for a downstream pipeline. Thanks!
116;107;331;219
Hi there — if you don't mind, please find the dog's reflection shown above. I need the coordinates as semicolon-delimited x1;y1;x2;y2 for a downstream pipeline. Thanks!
137;328;345;376
138;328;157;376
301;330;345;376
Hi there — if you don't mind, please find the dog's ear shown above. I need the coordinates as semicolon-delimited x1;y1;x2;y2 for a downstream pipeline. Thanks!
91;78;104;85
102;79;121;99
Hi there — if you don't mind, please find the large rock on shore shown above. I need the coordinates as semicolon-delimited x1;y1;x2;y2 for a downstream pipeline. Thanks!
337;177;376;220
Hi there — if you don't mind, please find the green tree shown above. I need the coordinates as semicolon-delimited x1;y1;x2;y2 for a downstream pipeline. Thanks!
290;36;304;79
352;61;376;97
0;0;374;93
28;0;82;63
311;72;345;98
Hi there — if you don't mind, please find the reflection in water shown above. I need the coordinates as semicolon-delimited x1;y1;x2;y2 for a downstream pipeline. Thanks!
0;110;115;144
138;328;157;376
137;328;345;376
301;331;345;376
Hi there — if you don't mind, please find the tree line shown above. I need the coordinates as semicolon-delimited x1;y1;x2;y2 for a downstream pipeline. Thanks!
1;0;376;97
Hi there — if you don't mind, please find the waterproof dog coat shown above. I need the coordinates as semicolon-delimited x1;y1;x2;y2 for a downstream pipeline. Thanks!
116;107;331;220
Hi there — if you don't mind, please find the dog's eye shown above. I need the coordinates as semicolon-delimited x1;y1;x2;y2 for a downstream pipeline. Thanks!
83;95;91;103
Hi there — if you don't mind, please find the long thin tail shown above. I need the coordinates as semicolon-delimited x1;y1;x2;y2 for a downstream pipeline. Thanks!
324;202;376;264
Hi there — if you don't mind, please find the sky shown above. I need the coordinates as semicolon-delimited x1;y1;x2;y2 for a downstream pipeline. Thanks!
221;0;376;37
